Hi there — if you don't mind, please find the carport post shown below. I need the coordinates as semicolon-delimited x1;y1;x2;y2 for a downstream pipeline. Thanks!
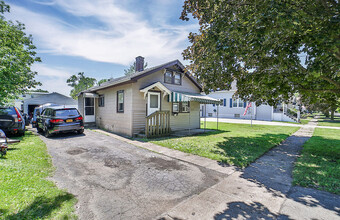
217;104;219;130
204;104;206;132
189;102;191;135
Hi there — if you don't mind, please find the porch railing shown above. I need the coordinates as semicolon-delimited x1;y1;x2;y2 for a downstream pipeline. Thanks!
145;111;170;138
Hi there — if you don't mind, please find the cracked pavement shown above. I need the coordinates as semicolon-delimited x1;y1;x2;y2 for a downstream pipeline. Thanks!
37;129;224;220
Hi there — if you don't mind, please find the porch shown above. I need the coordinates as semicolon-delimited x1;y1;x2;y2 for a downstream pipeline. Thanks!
141;82;222;138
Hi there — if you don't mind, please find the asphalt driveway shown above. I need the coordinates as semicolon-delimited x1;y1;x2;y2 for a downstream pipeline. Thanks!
37;129;224;220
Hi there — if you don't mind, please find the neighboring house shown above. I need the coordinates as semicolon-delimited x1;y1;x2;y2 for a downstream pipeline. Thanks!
14;91;49;111
23;92;77;116
78;56;221;137
203;82;297;122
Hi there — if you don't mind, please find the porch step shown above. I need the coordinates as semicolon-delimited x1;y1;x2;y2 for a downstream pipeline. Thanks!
84;122;97;128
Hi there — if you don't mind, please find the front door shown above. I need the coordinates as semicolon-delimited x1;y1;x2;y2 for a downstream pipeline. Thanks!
147;92;160;115
84;97;95;122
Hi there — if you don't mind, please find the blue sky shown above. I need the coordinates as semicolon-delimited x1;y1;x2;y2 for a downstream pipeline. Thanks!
5;0;198;96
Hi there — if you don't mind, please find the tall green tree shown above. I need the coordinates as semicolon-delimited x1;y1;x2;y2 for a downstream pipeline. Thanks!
67;72;96;99
0;1;41;105
181;0;339;106
124;61;148;76
97;78;108;86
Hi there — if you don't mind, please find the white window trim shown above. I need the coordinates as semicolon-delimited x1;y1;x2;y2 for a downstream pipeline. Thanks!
233;98;245;108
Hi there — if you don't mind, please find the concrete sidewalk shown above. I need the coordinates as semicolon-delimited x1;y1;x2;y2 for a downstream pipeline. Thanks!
93;119;340;220
202;117;340;130
158;119;340;219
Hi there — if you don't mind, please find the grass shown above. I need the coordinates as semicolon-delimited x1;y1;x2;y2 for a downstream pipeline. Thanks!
148;122;299;168
317;115;340;127
300;119;311;125
0;131;77;219
293;128;340;195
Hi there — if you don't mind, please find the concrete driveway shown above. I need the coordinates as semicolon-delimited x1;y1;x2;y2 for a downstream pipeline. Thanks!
37;129;224;220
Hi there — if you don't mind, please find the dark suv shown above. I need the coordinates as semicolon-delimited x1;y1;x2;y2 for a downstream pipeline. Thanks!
37;107;84;137
0;107;25;136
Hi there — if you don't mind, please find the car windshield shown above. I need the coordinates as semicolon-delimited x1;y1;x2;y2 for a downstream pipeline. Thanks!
0;107;16;115
54;109;79;117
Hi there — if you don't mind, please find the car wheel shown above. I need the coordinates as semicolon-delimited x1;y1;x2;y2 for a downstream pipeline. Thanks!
44;127;51;138
18;130;25;136
37;126;43;133
78;129;84;134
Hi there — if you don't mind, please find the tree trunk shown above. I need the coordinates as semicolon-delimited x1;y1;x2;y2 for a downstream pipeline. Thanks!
324;111;330;118
331;110;334;120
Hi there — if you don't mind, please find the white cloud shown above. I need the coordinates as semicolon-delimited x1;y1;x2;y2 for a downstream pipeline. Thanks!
32;64;73;96
6;0;197;66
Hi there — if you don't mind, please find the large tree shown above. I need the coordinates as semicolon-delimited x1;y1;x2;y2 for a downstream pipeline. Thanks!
67;72;96;99
181;0;339;106
0;1;41;105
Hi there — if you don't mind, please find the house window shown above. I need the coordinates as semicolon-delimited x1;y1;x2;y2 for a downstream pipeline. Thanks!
232;98;238;108
172;102;190;113
98;95;105;107
117;90;124;113
172;103;179;113
164;70;173;84
238;100;244;108
174;72;181;85
232;98;245;108
164;70;182;85
149;94;159;108
181;102;190;112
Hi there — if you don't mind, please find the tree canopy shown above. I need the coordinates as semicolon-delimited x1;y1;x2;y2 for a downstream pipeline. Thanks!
181;0;339;106
67;72;96;99
97;78;108;86
0;1;41;105
124;61;148;76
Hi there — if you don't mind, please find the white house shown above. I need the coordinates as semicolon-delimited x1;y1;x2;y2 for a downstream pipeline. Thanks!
202;83;297;122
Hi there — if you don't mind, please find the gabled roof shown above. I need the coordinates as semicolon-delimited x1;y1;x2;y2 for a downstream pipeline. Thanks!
24;92;77;105
81;60;202;94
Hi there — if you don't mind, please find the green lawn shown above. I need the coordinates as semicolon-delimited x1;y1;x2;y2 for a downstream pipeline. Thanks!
149;122;299;168
293;128;340;195
317;115;340;127
0;131;77;219
300;119;311;125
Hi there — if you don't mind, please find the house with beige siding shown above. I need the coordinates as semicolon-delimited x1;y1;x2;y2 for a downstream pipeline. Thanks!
78;56;221;137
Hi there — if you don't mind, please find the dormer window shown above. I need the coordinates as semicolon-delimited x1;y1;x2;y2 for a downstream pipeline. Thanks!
174;72;181;85
164;70;172;83
164;70;182;85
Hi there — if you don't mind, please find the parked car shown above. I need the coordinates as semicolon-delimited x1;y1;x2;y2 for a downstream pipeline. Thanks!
0;106;25;136
36;107;84;137
31;103;60;128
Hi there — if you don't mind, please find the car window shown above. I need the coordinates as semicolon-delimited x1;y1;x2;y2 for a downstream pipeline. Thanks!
0;107;16;115
54;109;79;117
42;109;48;116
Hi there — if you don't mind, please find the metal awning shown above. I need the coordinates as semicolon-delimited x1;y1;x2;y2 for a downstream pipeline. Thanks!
168;91;222;104
83;92;99;98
